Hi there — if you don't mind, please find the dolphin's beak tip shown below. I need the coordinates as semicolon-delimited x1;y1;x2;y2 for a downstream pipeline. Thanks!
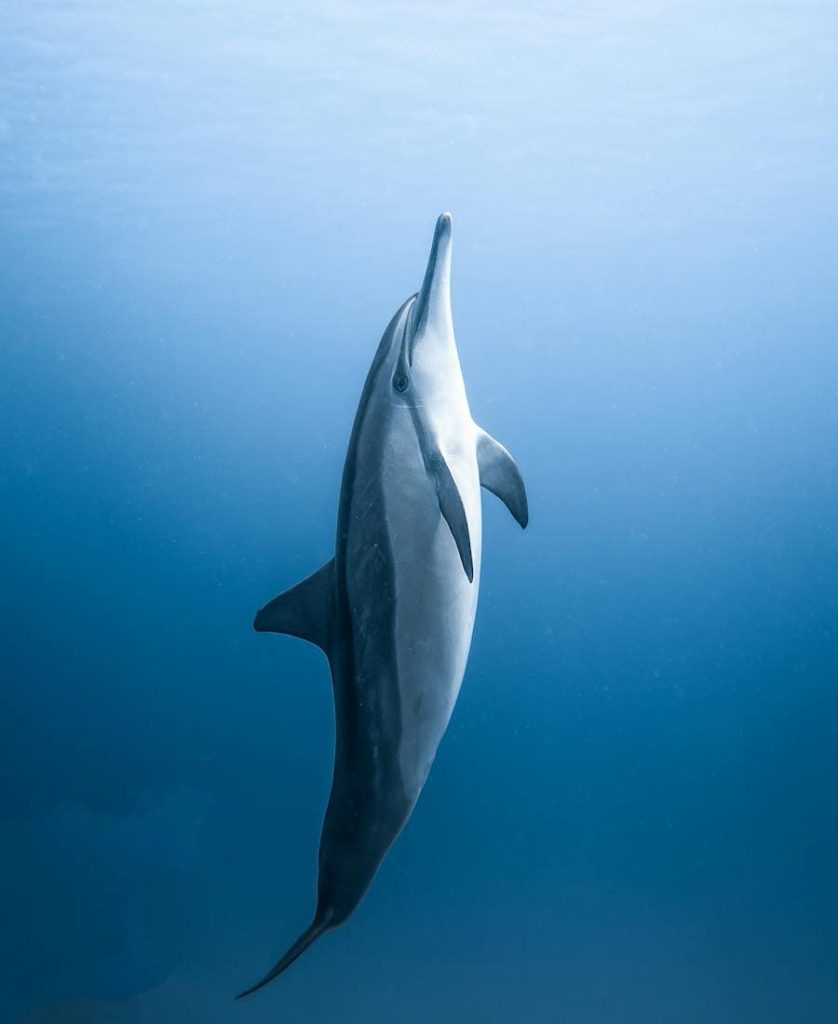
432;212;453;256
414;213;453;327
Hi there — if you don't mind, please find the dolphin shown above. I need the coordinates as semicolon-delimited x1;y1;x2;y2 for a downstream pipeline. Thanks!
238;213;528;998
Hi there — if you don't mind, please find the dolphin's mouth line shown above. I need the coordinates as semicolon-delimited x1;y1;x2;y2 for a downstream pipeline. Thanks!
406;212;451;366
412;243;439;343
400;294;418;367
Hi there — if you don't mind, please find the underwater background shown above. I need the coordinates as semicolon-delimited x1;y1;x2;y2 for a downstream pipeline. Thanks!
2;2;837;1021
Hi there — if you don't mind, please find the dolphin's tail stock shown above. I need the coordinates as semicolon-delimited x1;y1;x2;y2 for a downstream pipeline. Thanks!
236;916;331;999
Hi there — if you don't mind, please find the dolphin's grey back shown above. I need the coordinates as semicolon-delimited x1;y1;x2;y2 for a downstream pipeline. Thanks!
318;299;418;910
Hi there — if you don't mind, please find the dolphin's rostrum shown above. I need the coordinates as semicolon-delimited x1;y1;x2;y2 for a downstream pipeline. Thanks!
238;213;528;998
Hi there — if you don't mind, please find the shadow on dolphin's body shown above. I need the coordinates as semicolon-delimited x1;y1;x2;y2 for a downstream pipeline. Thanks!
238;213;528;998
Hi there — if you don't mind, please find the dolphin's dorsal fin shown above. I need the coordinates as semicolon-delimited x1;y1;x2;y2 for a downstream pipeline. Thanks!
429;451;474;583
254;559;334;653
476;427;529;528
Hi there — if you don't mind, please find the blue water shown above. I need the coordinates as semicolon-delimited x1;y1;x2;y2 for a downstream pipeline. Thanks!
2;2;837;1021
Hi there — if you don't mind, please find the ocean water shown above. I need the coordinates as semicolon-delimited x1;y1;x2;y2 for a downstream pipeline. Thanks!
2;2;837;1021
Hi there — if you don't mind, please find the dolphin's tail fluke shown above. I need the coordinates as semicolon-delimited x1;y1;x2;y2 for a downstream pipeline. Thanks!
235;916;331;999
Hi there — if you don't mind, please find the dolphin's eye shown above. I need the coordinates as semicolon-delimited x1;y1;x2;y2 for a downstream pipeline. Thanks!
393;372;409;393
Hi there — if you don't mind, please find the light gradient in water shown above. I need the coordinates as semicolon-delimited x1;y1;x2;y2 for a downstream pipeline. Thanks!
1;2;837;1022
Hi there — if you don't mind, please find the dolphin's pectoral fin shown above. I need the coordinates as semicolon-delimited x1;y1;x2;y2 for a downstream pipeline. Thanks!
254;558;334;653
476;427;529;528
429;451;474;582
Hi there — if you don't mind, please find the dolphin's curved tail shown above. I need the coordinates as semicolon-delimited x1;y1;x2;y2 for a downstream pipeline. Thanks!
235;916;331;999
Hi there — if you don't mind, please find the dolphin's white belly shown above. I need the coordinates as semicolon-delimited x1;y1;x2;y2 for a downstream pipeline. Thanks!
380;408;482;799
